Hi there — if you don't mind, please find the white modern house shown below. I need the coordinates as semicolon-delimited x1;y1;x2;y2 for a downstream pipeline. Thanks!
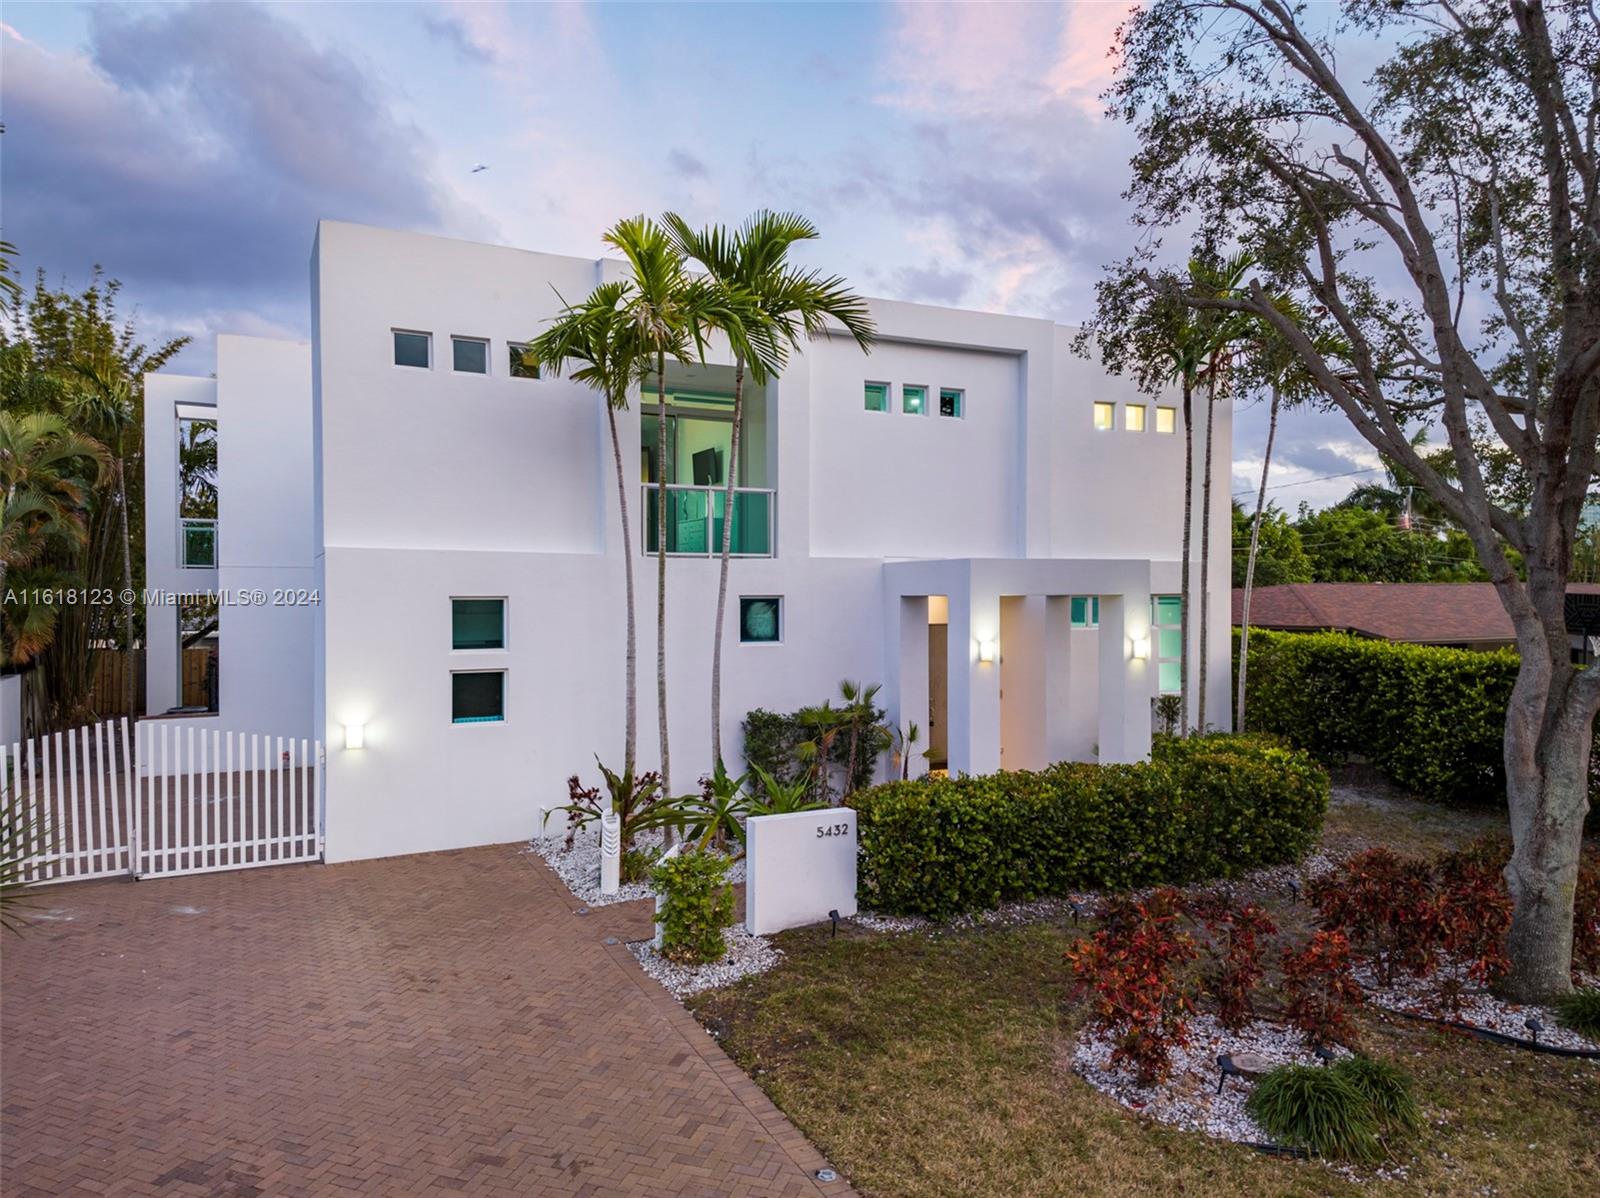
146;220;1232;865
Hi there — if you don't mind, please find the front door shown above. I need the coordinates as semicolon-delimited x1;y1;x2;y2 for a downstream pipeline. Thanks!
927;623;948;770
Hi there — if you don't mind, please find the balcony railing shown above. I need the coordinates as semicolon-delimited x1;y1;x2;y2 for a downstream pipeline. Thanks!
180;518;217;569
642;485;775;557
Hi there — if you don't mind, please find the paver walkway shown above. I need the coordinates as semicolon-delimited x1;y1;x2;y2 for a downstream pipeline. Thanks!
1;846;854;1197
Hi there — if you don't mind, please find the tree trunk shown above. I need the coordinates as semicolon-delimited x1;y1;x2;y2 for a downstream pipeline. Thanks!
1500;638;1594;1002
655;353;671;804
1198;378;1216;732
1236;384;1280;733
116;444;137;720
1179;377;1194;737
605;403;637;778
709;356;745;769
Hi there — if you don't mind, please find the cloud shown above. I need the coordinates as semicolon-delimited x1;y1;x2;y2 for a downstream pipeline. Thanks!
1;2;486;368
666;148;711;180
883;264;974;307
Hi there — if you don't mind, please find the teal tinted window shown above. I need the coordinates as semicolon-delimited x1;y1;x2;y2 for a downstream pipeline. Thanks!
508;343;539;378
393;330;430;368
452;671;505;722
903;385;927;414
1159;628;1182;659
939;388;963;418
1158;662;1181;694
1153;595;1182;625
1070;596;1100;628
452;337;488;374
740;597;781;643
864;382;889;412
452;598;504;649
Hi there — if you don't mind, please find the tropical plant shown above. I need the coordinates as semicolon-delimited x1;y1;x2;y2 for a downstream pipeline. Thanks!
1553;988;1600;1039
561;758;694;882
744;763;827;818
684;760;750;853
1331;1055;1422;1137
1246;1064;1383;1162
652;849;736;965
1;785;49;935
1281;929;1364;1048
892;719;926;781
528;281;647;777
1190;897;1276;1031
663;212;874;770
1106;0;1598;1002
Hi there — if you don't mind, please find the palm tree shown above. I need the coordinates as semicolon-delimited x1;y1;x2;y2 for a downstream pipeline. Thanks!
662;211;874;768
1188;252;1255;733
528;282;646;776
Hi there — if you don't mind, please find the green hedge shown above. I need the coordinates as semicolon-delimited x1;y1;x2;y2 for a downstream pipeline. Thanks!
1236;628;1594;806
851;735;1329;919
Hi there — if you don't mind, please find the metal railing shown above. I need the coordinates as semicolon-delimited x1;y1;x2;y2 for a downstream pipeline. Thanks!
180;518;217;569
641;484;775;557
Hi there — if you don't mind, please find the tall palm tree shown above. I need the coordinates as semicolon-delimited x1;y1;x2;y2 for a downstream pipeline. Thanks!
528;282;646;776
601;217;755;801
663;211;875;767
1188;252;1255;733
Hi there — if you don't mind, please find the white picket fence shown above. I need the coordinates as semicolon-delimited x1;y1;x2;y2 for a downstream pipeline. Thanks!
3;717;322;885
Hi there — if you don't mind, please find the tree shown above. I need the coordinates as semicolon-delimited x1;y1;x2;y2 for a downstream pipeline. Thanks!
663;211;874;768
528;282;647;778
1231;502;1312;588
1108;0;1599;999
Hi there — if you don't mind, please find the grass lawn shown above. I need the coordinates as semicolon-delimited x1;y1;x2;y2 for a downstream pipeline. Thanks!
688;779;1599;1198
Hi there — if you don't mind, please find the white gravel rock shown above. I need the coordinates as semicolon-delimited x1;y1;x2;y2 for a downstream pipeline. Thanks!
1357;962;1600;1054
528;827;745;908
1071;1013;1345;1146
629;926;782;997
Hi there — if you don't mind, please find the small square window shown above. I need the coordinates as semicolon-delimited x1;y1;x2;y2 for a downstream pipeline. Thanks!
452;671;505;723
739;596;782;644
938;388;963;418
1125;404;1146;432
508;343;539;379
1093;402;1115;431
864;381;889;412
1070;596;1100;629
1152;595;1182;625
452;598;505;650
902;384;927;415
393;330;431;369
452;336;489;374
1155;406;1177;434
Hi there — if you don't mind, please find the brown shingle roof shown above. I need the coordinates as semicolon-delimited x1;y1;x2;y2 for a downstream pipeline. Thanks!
1232;582;1600;645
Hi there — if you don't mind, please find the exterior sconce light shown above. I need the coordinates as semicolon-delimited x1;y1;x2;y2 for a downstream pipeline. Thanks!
344;723;365;750
1130;635;1150;661
978;638;997;663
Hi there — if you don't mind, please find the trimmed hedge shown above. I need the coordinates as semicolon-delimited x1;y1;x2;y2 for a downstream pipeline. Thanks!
1238;628;1598;807
851;734;1329;919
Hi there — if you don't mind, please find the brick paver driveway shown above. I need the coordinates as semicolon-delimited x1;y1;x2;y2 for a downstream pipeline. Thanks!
1;847;853;1197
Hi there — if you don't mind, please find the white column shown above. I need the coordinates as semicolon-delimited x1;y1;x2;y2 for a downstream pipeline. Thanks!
948;585;1002;776
1097;591;1154;764
889;595;932;780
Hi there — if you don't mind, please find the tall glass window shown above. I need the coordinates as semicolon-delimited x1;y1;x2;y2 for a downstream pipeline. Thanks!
1152;595;1182;694
452;671;505;723
864;381;890;412
451;598;505;650
393;330;430;368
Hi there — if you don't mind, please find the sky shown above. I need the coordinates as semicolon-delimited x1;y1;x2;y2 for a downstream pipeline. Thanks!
1;0;1394;511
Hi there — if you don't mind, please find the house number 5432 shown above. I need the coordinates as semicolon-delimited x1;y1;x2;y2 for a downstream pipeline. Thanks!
816;823;850;838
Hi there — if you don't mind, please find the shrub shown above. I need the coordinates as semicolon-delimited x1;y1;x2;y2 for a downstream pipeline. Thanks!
1247;1065;1383;1162
1237;628;1600;813
1190;898;1277;1031
742;682;890;802
1434;837;1513;986
651;851;736;965
853;734;1328;919
1311;848;1442;985
562;758;694;882
1553;988;1600;1039
1332;1055;1422;1135
1282;930;1365;1047
1575;856;1600;976
1065;891;1198;1084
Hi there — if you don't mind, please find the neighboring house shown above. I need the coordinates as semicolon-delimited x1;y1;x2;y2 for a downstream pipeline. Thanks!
146;220;1234;864
1234;581;1600;657
143;335;316;740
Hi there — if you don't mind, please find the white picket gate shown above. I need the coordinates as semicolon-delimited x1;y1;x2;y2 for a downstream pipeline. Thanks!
3;718;322;884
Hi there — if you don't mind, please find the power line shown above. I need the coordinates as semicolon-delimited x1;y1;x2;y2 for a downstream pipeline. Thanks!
1231;466;1386;498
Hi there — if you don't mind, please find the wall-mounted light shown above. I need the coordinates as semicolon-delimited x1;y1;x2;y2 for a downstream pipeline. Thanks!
344;723;365;750
1129;635;1150;661
978;638;997;663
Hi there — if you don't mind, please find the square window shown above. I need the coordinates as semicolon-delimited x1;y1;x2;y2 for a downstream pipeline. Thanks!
739;596;782;644
902;384;927;415
1152;595;1182;625
452;671;505;723
864;381;889;412
451;598;505;650
1093;402;1115;431
393;330;431;369
1155;406;1177;434
452;336;489;374
938;388;963;418
508;342;539;379
1125;404;1146;432
1158;661;1181;694
1070;596;1100;628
